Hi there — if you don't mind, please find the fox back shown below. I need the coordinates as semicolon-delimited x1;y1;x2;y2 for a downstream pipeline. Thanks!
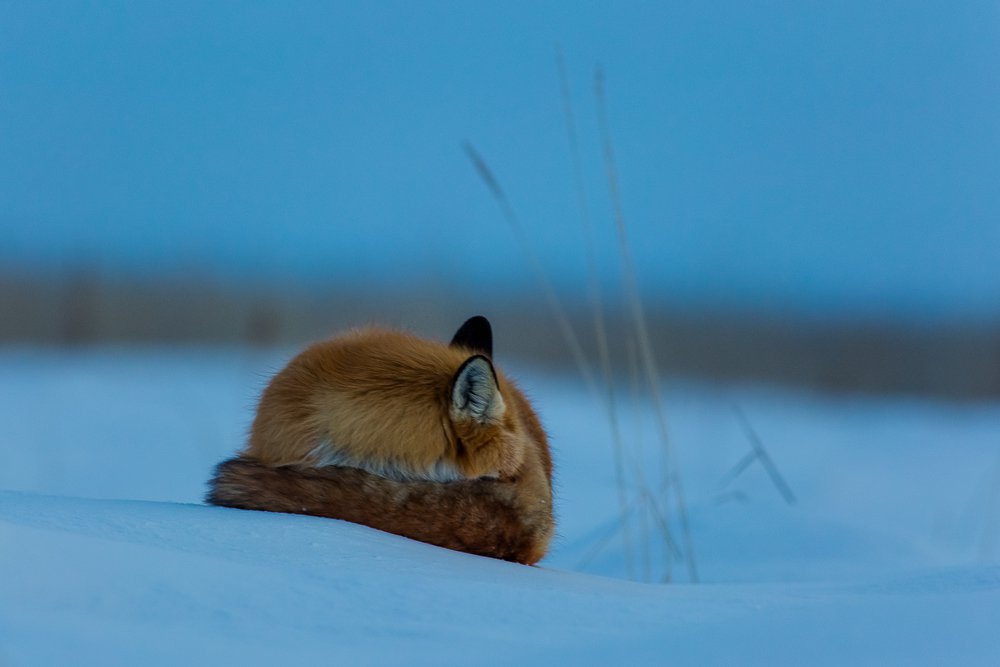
246;317;552;484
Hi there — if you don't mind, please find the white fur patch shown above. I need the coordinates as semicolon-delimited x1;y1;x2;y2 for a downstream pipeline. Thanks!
308;441;467;482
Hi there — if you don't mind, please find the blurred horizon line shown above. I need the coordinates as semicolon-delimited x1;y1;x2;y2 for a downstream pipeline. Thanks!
4;267;998;400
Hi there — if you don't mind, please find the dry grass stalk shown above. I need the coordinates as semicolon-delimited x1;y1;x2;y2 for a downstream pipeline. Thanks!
462;141;599;398
594;65;699;582
555;44;636;580
731;407;797;505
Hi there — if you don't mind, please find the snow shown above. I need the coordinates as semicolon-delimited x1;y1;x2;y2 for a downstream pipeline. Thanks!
2;347;999;664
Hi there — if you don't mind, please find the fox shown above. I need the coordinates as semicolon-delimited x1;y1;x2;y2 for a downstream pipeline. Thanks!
207;316;554;565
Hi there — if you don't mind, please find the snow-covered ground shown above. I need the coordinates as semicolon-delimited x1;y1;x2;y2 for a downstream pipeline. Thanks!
2;347;999;665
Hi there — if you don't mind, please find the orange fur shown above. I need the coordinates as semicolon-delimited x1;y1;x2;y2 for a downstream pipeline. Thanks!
246;327;545;481
209;318;555;564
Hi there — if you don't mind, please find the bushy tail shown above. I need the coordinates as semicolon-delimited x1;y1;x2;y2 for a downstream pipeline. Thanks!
207;457;554;565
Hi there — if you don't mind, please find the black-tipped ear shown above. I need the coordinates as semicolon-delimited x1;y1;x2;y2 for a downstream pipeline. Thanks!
450;316;493;358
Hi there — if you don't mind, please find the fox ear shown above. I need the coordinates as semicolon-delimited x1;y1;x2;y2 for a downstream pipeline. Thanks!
450;316;493;358
451;355;505;423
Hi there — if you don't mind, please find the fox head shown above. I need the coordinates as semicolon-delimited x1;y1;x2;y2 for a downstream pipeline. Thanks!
247;316;548;482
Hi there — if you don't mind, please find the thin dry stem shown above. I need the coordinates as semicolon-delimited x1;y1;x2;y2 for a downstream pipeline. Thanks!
462;141;599;397
556;44;636;580
595;65;699;582
733;406;797;505
627;332;672;581
718;450;760;490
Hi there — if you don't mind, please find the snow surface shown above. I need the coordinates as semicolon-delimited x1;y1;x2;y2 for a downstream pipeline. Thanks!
2;347;999;665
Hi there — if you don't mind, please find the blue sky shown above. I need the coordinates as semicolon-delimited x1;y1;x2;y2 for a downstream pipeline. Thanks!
2;2;998;321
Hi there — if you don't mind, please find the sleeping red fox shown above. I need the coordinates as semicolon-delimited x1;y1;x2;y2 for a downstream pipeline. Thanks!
207;316;554;565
